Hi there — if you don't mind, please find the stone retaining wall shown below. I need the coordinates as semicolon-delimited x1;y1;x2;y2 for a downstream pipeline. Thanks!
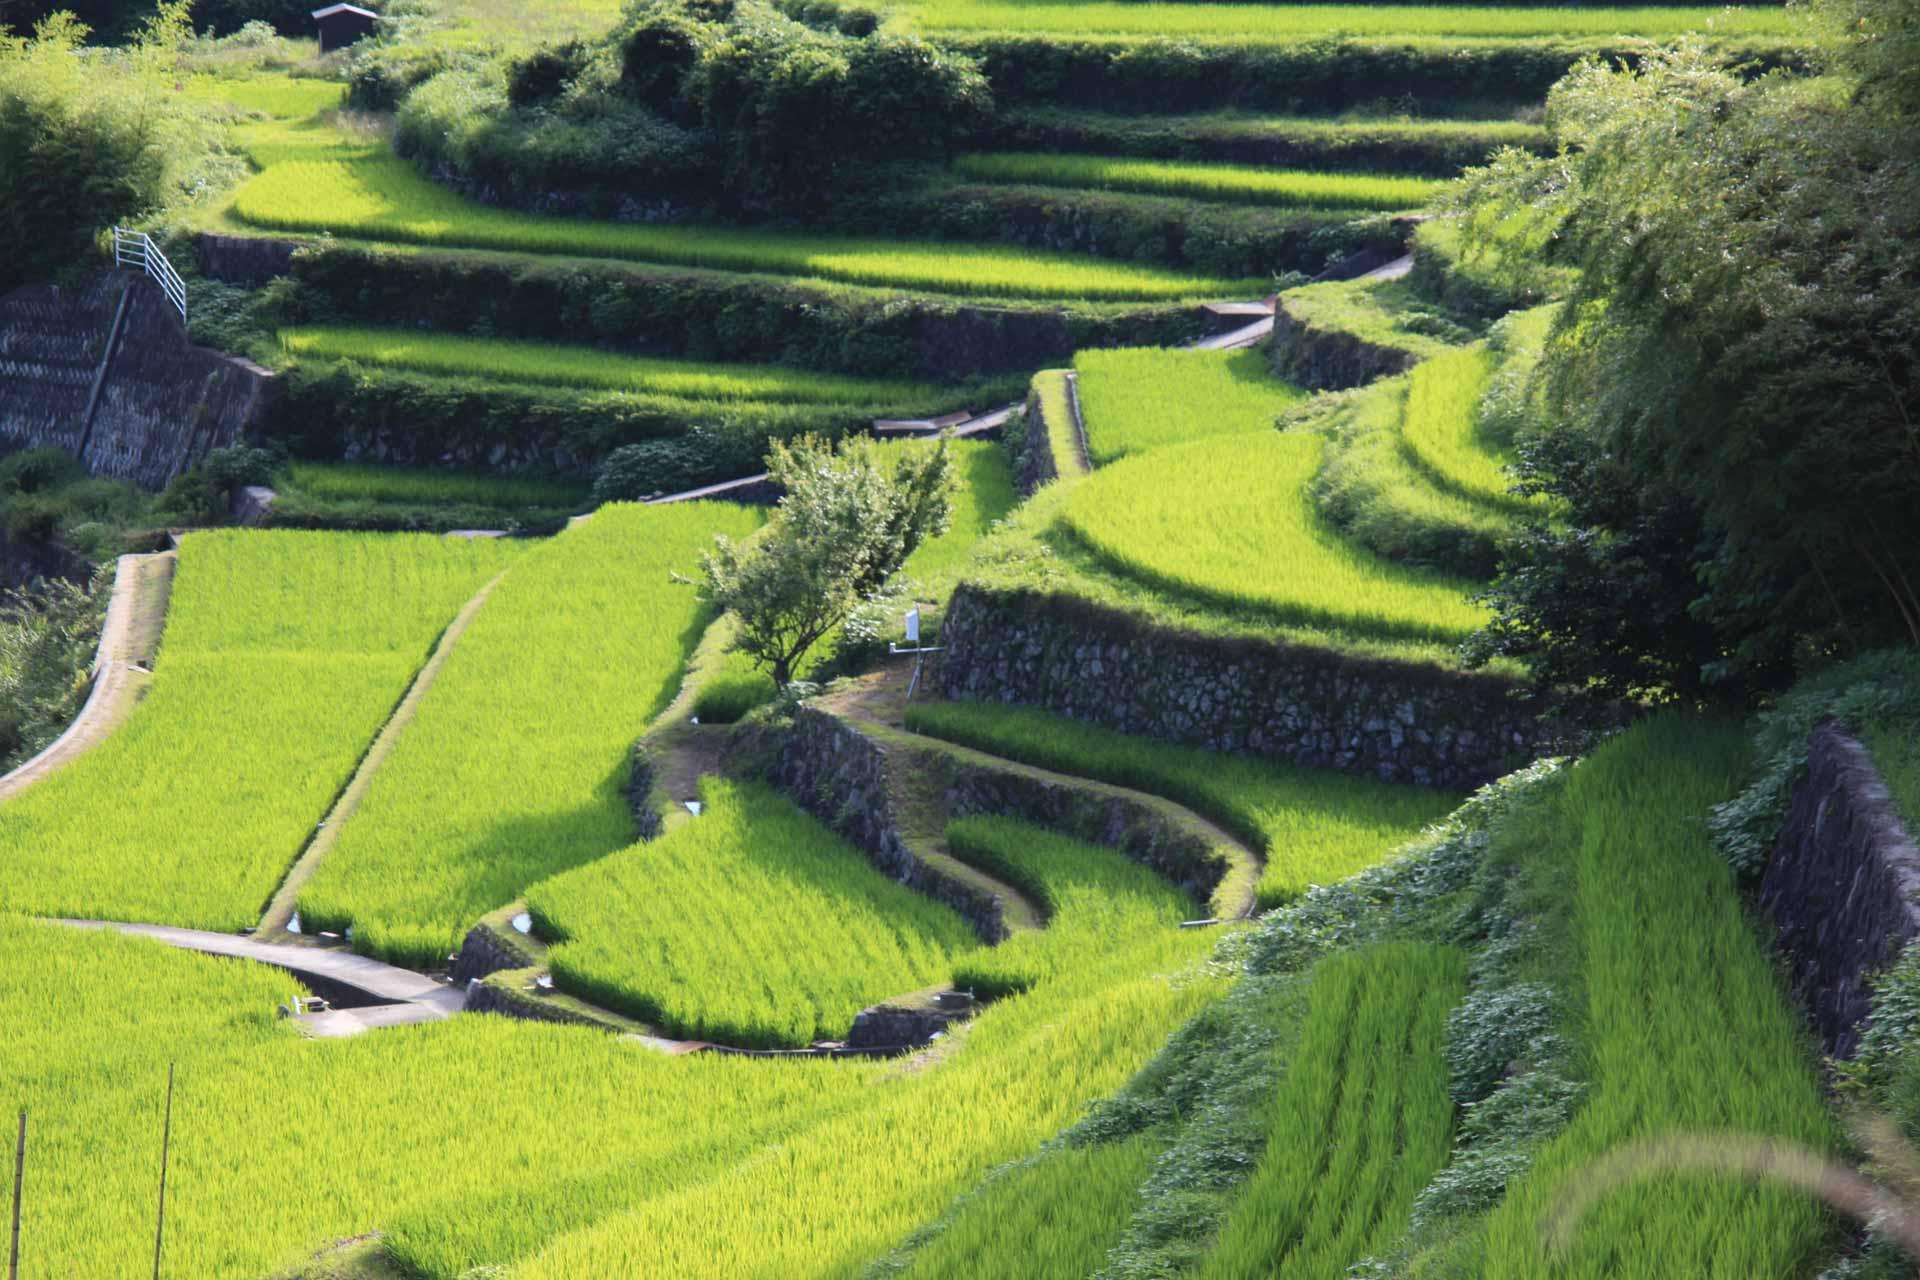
1266;294;1421;391
934;584;1581;790
1760;720;1920;1057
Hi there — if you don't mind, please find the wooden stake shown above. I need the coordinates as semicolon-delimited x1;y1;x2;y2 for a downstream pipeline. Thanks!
8;1109;23;1280
151;1064;173;1280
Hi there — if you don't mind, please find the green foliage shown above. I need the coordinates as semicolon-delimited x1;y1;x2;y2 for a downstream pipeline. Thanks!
702;435;954;684
0;13;236;287
909;4;1797;42
1708;647;1920;878
690;664;776;722
1074;347;1306;464
893;437;1016;591
1195;941;1465;1279
991;108;1551;177
1459;44;1920;696
526;776;978;1047
886;1135;1160;1280
0;571;105;770
0;446;83;495
905;700;1457;908
298;502;762;966
269;462;588;533
0;531;515;929
1064;430;1491;646
953;151;1446;209
945;815;1195;997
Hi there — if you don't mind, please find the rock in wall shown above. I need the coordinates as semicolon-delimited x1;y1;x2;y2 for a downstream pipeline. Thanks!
1267;293;1421;391
934;583;1584;790
1761;720;1920;1058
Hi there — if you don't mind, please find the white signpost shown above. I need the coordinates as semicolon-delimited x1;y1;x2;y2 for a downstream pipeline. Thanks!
890;607;943;699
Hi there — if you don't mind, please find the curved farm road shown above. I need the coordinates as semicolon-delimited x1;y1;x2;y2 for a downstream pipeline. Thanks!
0;551;173;804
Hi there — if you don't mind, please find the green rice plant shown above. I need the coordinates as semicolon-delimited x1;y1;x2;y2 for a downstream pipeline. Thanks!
180;72;347;120
228;148;1260;302
277;327;945;406
1399;344;1543;515
895;438;1019;590
907;701;1455;907
1474;715;1836;1277
1196;940;1466;1278
905;3;1798;40
0;531;515;929
954;153;1446;209
1074;347;1307;464
1062;431;1492;645
895;1135;1161;1279
296;502;764;968
945;815;1196;997
525;777;979;1048
281;461;590;510
690;663;777;723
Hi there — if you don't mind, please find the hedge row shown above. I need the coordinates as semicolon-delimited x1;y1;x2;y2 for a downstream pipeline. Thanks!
818;178;1402;279
982;109;1552;177
945;35;1801;113
263;242;1202;381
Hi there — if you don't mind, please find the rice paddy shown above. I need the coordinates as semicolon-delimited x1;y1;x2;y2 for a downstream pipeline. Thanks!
296;502;763;968
1063;430;1493;645
1399;344;1540;513
0;532;514;930
526;777;979;1047
954;153;1447;209
280;462;590;511
1074;348;1307;464
228;150;1260;302
906;2;1798;40
278;327;946;406
907;700;1455;907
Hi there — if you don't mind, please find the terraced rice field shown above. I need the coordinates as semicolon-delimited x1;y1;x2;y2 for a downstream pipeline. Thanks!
1075;348;1306;464
1063;430;1492;644
946;816;1198;996
1399;344;1537;513
906;2;1797;39
279;461;590;511
907;700;1455;906
1196;941;1464;1278
0;532;514;929
228;147;1260;302
279;327;946;405
1476;716;1837;1277
296;502;763;967
526;777;979;1047
954;153;1446;208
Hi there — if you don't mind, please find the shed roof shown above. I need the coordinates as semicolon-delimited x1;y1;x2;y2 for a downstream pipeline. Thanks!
312;4;377;18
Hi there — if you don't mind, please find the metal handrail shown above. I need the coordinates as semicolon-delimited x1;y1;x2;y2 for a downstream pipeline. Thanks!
111;227;186;325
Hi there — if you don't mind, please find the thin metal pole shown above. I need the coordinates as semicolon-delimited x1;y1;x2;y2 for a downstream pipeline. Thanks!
151;1064;173;1280
8;1109;23;1280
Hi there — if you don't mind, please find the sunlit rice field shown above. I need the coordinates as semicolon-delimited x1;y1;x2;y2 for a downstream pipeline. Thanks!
280;461;590;510
0;531;515;929
954;152;1447;208
1399;344;1538;513
296;502;764;968
1075;347;1306;464
526;776;979;1047
278;327;946;405
1063;430;1492;644
905;2;1797;39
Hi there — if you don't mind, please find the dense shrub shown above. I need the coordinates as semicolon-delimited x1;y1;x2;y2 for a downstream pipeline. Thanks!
0;10;236;289
0;572;105;771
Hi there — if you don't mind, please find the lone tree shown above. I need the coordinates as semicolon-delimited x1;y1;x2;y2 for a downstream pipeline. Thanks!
701;434;956;686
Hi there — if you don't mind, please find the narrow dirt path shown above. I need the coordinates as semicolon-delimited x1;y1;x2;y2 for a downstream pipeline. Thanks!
0;551;173;804
258;570;510;939
54;920;464;1037
821;664;1263;922
1361;253;1415;282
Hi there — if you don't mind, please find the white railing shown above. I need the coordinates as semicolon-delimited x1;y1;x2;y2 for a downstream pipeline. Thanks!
112;227;186;325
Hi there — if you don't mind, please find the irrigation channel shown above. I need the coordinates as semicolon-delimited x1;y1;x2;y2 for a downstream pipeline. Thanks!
0;290;1293;1050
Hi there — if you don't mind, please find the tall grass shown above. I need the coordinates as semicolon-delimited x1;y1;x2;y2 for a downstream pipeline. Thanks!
0;531;514;929
229;148;1259;302
279;327;944;405
297;502;764;967
908;700;1455;907
955;152;1446;209
896;1135;1161;1278
906;2;1799;40
946;815;1196;996
1476;715;1835;1277
1074;347;1306;464
526;777;979;1048
1063;431;1491;645
1196;941;1465;1278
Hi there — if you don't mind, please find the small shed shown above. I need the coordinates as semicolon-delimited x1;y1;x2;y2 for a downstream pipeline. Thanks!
312;3;377;52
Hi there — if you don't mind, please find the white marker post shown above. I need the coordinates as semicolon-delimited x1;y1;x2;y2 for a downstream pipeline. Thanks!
889;607;945;700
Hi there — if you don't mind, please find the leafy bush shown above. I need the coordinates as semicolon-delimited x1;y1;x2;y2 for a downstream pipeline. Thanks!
0;572;104;769
0;446;82;495
691;668;776;723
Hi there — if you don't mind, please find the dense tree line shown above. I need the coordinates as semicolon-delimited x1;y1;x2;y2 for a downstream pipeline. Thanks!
1459;0;1920;706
